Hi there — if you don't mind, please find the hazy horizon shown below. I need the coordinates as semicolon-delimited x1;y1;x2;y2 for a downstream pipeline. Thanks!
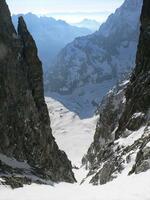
44;11;112;24
6;0;124;23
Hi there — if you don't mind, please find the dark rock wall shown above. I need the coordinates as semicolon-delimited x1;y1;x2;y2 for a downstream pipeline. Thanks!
116;0;150;137
0;0;75;185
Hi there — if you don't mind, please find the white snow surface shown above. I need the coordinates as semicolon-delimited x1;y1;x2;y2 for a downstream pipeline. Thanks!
46;96;98;167
115;126;146;147
146;142;150;148
0;170;150;200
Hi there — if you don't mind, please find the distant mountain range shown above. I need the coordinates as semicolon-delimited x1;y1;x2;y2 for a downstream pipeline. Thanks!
46;0;143;94
12;13;92;72
45;11;111;24
73;19;101;31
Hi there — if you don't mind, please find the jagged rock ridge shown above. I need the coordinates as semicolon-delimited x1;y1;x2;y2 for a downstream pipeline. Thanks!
0;0;75;188
46;0;143;94
82;0;150;185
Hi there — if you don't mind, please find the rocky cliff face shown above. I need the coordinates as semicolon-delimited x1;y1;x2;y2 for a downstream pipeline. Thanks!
82;0;150;185
46;0;142;94
0;0;75;188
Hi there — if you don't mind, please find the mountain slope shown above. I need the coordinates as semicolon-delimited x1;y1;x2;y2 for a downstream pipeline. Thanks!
46;0;142;94
12;13;91;71
0;0;75;188
82;0;150;185
46;97;98;167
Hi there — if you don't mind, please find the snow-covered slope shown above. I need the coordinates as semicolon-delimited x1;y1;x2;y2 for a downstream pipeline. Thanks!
45;76;120;170
0;170;150;200
46;0;142;94
46;79;116;118
45;79;116;166
12;13;91;71
46;97;97;167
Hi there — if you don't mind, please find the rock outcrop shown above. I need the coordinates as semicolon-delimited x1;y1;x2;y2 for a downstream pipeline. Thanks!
0;0;75;187
82;0;150;185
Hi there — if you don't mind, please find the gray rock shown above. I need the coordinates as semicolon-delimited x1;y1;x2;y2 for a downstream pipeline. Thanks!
134;147;150;174
0;0;76;187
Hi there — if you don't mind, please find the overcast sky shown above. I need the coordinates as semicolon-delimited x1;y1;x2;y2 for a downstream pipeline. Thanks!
6;0;124;23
